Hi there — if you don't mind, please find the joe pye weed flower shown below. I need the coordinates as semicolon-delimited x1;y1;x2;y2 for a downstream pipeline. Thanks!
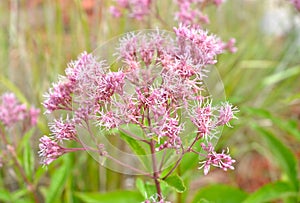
39;24;238;202
0;92;40;202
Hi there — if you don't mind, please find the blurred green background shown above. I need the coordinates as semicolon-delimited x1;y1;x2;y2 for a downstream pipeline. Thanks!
0;0;299;202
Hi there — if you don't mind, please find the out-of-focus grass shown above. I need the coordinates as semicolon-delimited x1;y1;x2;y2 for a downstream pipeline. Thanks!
0;0;299;202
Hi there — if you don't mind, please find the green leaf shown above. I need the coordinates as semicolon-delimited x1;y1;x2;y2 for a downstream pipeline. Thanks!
284;92;300;103
239;60;275;69
12;188;29;200
136;178;147;198
245;107;271;118
33;165;48;185
144;181;157;198
242;181;297;203
18;128;35;153
180;172;193;203
180;151;199;174
14;198;32;203
162;174;186;193
45;155;71;203
22;143;35;180
0;189;13;202
252;125;299;191
14;198;33;203
119;130;150;170
74;190;144;203
192;184;248;203
263;65;300;86
119;130;147;156
196;199;211;203
180;136;202;174
138;180;170;199
246;107;300;141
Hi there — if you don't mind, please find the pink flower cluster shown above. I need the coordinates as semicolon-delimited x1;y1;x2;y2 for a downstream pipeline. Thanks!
109;0;152;20
175;0;210;26
174;24;224;65
291;0;300;11
39;136;65;165
109;0;225;25
39;117;77;165
40;52;125;165
109;0;237;53
39;25;237;176
0;93;39;128
199;142;236;175
43;52;125;116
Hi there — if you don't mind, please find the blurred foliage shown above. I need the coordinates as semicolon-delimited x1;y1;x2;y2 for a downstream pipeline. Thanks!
0;0;299;202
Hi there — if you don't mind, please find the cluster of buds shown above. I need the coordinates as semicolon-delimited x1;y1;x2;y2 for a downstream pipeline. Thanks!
39;24;237;175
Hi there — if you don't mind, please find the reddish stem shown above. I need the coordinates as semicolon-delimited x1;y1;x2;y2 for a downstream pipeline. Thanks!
162;134;201;180
105;154;152;178
150;140;162;201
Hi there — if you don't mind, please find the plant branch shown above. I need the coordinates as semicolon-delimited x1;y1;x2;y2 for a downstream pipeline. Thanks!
105;154;153;178
0;127;40;203
152;2;168;27
162;134;201;180
119;127;150;144
159;149;167;172
162;147;184;180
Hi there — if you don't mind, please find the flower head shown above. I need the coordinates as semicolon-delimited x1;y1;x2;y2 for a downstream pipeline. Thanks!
43;80;74;113
174;24;224;65
109;6;122;18
0;93;40;128
110;0;152;20
50;117;76;142
223;38;238;53
199;142;236;175
39;136;65;165
98;111;122;130
155;115;183;151
0;93;27;127
175;0;209;26
216;102;238;127
191;102;213;136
